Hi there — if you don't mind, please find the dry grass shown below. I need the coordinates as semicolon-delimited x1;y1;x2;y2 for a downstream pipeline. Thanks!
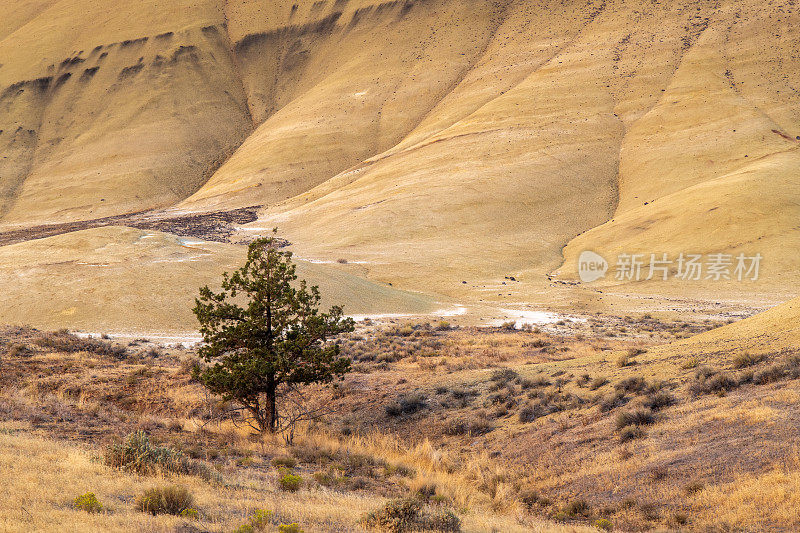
1;318;799;531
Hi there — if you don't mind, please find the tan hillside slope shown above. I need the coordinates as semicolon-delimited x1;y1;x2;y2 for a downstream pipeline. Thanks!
0;226;438;332
1;0;798;314
213;0;798;303
0;0;251;227
557;3;800;302
662;296;800;359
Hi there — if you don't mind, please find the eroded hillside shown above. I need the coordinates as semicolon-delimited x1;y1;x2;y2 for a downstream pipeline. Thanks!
1;0;798;329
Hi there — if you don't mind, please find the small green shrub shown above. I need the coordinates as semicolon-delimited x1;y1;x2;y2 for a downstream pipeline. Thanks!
180;508;199;519
250;508;273;528
278;524;304;533
73;492;102;513
136;485;194;516
278;473;303;492
594;518;613;530
234;509;273;532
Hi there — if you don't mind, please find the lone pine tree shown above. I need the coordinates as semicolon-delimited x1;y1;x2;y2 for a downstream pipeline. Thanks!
192;232;354;433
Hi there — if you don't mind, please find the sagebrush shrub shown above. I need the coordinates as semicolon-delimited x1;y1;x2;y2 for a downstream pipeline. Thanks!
619;425;645;441
386;393;426;417
73;492;102;513
563;499;591;517
615;376;647;393
136;485;194;516
361;497;461;532
104;431;218;481
643;391;675;411
732;352;765;369
35;330;127;358
278;473;303;492
271;455;297;468
688;367;738;395
615;408;654;430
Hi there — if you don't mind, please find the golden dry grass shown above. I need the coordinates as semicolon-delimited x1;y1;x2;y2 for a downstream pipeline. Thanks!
1;298;799;532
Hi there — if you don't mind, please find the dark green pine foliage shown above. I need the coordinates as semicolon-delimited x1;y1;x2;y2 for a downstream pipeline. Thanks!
192;232;354;433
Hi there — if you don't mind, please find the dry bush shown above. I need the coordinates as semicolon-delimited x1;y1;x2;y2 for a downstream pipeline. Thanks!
689;367;738;396
136;485;194;515
104;430;218;481
443;416;494;437
589;377;608;390
360;497;460;532
35;330;127;358
732;352;765;369
615;408;655;430
386;393;427;417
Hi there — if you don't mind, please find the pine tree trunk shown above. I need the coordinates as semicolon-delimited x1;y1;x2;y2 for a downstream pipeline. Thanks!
265;371;277;433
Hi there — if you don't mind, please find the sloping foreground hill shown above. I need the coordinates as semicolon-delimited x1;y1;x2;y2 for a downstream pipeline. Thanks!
323;296;800;530
0;297;798;531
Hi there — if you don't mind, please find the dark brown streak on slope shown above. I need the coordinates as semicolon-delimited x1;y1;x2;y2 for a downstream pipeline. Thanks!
0;206;262;247
220;1;257;129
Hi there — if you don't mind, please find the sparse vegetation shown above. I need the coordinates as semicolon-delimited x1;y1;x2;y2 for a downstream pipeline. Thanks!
136;485;194;516
278;472;303;492
73;492;103;513
1;311;799;532
361;497;461;532
104;431;217;481
689;367;738;396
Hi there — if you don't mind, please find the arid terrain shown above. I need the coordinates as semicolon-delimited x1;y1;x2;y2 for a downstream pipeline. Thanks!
1;296;799;531
1;0;799;531
1;0;798;330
